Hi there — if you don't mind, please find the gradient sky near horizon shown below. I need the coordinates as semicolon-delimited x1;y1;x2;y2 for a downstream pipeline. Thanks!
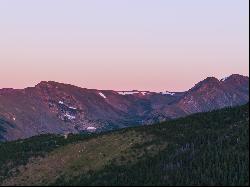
0;0;249;91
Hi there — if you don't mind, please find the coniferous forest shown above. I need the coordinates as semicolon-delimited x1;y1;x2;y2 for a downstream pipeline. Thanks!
0;104;249;186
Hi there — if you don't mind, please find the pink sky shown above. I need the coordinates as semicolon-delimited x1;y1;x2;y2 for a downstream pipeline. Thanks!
0;0;249;91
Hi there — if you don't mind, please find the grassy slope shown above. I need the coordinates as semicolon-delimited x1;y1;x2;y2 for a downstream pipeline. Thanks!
0;104;249;186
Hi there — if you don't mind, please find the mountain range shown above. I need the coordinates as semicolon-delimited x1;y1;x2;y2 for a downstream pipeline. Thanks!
0;74;249;141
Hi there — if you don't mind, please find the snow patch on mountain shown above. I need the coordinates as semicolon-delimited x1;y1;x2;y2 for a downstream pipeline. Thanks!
221;76;229;81
99;92;107;99
117;91;151;96
69;106;77;110
58;100;77;110
141;92;148;95
161;91;175;96
118;91;138;95
59;101;64;104
64;113;76;120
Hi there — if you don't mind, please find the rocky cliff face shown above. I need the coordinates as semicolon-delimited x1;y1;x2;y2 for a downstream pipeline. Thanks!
175;75;249;115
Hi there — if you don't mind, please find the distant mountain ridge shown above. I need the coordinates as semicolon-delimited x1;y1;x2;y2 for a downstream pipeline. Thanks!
0;74;249;141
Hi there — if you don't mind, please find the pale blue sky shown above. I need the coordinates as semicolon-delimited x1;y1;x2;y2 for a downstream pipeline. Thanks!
0;0;249;91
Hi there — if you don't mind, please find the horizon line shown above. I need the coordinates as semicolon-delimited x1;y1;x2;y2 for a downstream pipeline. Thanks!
0;73;248;92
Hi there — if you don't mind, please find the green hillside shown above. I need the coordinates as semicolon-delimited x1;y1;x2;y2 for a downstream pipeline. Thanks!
0;104;249;186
